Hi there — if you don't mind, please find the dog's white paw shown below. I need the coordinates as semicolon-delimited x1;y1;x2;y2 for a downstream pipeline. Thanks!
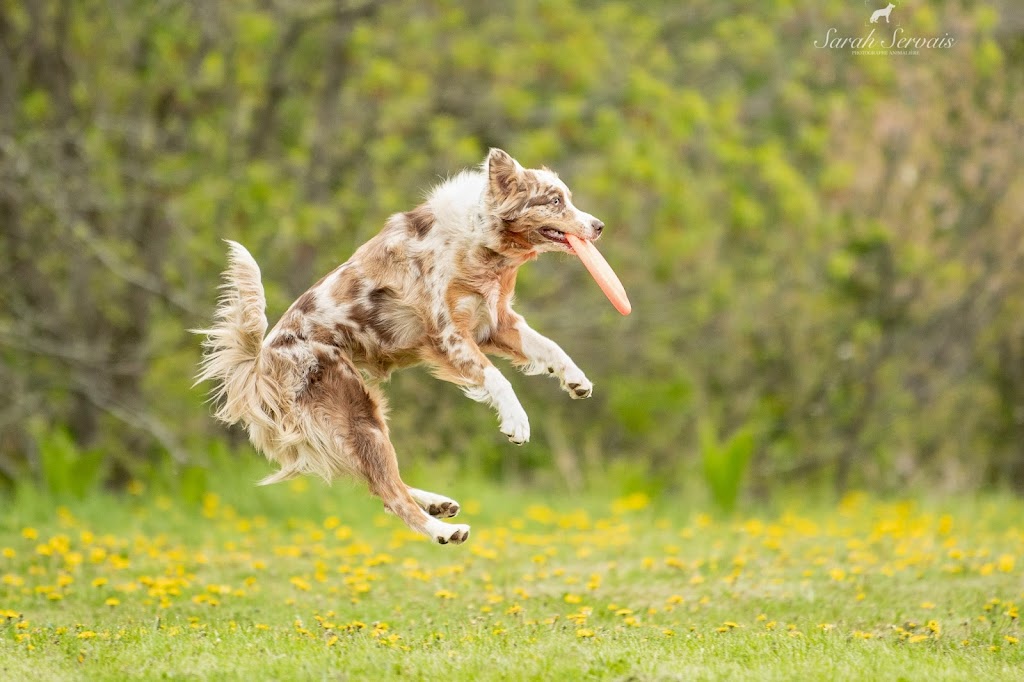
427;500;460;519
500;408;531;445
561;366;593;400
433;523;471;545
408;488;461;518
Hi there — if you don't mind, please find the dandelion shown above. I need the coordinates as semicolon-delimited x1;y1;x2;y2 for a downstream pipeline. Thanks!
77;631;97;639
434;590;456;599
1006;636;1019;645
576;628;595;638
105;598;120;607
611;492;650;514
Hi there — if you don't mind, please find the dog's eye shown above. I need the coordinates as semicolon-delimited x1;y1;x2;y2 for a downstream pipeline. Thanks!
551;197;561;206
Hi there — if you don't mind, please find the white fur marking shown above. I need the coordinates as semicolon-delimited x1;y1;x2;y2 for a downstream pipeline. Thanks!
465;366;530;444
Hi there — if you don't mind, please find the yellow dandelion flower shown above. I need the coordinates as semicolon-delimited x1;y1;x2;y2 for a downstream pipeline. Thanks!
563;593;582;604
611;492;650;514
77;631;97;639
920;601;935;609
576;628;595;638
2;548;15;558
908;634;929;643
434;590;456;599
90;577;107;588
21;528;38;540
667;595;684;605
1006;636;1019;645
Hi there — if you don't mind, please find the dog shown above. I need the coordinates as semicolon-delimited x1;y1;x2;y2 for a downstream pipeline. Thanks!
870;3;895;23
194;149;605;545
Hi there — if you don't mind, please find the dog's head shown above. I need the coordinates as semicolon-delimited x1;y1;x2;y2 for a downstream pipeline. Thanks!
484;148;604;255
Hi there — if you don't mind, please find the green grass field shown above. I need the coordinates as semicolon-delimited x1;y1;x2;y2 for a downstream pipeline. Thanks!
1;469;1023;681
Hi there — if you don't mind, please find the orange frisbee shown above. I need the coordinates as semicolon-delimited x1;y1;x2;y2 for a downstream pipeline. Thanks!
565;234;631;316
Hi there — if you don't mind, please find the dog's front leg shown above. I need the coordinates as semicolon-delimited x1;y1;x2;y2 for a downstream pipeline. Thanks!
484;314;593;400
431;334;531;445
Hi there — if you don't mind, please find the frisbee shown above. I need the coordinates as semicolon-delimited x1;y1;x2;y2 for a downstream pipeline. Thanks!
565;234;631;316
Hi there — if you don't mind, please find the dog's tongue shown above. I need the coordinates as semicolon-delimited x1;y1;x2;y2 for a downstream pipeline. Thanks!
565;234;631;316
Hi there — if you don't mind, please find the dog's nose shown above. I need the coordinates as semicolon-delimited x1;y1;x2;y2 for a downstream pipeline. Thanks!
591;219;604;237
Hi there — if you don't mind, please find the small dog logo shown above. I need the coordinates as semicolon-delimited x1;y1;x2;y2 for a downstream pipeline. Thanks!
870;3;895;24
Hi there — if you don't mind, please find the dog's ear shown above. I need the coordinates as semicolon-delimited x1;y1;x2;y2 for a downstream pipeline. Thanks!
486;148;527;219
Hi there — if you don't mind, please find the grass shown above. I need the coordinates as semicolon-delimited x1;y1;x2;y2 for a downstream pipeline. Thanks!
1;468;1023;681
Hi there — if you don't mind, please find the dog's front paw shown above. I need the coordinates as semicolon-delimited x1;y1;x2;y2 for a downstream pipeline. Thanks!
500;409;531;445
434;523;471;545
561;366;593;400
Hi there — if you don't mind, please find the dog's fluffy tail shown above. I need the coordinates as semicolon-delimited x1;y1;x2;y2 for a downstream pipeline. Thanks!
192;240;270;426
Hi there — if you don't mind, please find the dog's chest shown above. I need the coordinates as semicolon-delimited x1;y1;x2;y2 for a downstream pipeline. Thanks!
451;285;500;343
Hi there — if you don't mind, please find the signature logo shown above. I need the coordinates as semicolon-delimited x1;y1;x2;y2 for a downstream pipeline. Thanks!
814;3;955;55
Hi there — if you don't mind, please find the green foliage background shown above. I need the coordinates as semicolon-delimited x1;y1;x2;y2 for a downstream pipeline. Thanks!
1;0;1022;500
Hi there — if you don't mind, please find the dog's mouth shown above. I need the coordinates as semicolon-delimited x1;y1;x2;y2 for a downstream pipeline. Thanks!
539;227;570;246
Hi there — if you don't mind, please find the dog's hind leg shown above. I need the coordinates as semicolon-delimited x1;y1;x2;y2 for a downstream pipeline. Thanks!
355;431;470;544
408;487;461;519
299;352;470;545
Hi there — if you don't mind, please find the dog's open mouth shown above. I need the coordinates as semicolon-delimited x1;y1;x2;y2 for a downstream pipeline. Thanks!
540;227;570;245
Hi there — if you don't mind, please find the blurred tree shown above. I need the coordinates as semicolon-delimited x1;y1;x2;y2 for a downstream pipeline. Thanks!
0;0;1021;498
